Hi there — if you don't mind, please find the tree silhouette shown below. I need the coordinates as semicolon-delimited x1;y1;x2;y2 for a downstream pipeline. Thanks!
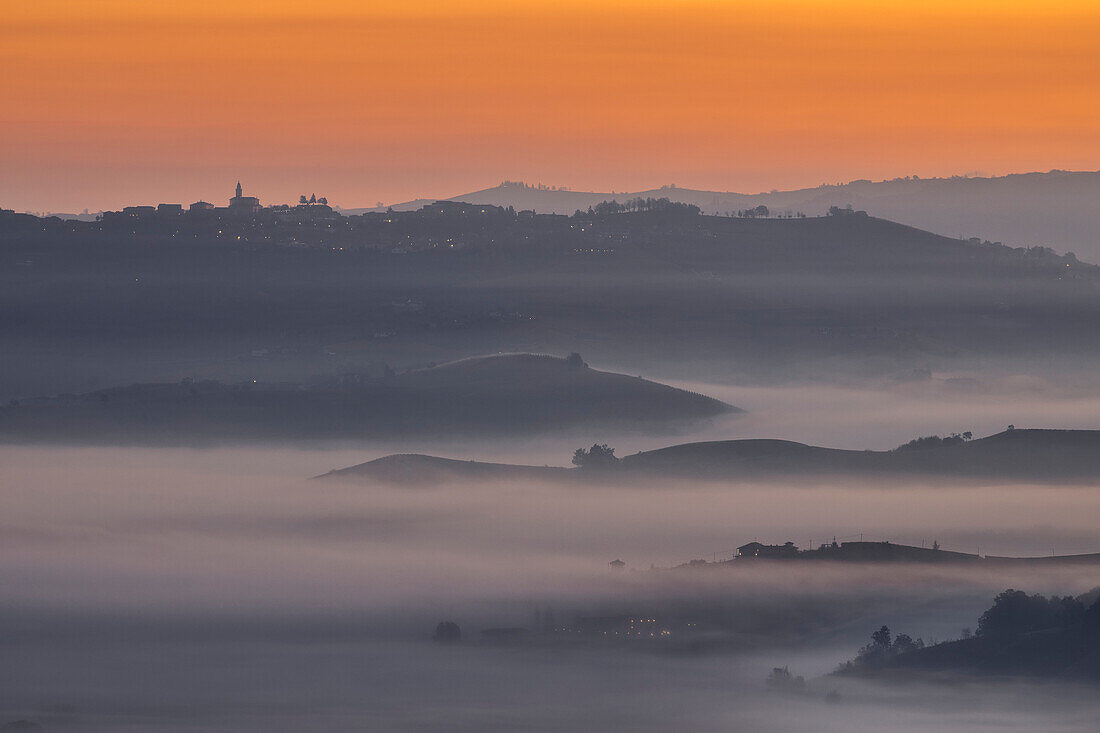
892;633;921;653
871;625;891;648
765;666;805;691
572;444;619;469
977;589;1083;637
432;620;461;643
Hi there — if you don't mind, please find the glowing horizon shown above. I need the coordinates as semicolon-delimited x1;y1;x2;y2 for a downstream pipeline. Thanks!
4;0;1100;211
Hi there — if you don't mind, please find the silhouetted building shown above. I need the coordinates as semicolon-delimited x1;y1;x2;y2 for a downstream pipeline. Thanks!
228;181;261;213
189;200;214;211
736;541;799;558
157;203;183;215
122;206;156;218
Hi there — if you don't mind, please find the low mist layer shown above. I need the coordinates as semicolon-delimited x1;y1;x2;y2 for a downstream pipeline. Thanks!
4;443;1100;730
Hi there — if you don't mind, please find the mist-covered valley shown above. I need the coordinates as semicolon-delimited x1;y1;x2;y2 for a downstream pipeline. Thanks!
6;189;1100;732
10;0;1100;727
5;390;1100;731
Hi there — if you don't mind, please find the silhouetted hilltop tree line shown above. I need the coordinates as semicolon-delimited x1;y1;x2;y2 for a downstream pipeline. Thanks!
976;589;1089;637
580;198;701;217
893;431;973;451
737;204;771;218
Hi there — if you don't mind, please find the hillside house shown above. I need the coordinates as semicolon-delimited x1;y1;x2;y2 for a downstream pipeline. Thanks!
737;541;799;559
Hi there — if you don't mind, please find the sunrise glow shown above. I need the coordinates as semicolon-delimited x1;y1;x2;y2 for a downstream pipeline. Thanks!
4;0;1100;210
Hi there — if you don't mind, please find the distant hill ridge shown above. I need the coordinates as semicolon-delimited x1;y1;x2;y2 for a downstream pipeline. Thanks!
618;428;1100;478
5;199;1099;398
325;429;1100;484
345;170;1100;260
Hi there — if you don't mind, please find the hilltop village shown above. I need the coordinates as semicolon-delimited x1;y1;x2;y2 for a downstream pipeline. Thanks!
1;181;706;254
2;181;1078;274
2;183;1092;401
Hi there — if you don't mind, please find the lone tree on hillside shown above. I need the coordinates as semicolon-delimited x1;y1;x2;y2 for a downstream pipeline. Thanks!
572;444;619;469
432;621;461;643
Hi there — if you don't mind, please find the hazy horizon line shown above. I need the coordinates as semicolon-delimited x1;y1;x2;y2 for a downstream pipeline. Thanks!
14;166;1100;216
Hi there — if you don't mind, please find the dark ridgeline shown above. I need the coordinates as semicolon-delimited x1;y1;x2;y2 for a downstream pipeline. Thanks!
1;195;1096;402
0;354;736;445
325;429;1100;485
616;429;1100;481
344;171;1100;263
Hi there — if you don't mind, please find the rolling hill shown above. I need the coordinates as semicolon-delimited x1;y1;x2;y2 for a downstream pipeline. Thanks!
618;428;1100;479
318;454;571;485
0;354;737;445
3;204;1098;400
348;170;1100;260
324;429;1100;484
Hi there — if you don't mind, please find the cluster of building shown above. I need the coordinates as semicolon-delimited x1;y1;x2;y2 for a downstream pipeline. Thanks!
111;182;336;222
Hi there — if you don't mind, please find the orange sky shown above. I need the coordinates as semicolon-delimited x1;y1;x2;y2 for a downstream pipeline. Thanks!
4;0;1100;211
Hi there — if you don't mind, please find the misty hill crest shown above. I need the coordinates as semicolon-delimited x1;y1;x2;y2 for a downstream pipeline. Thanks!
319;453;570;484
327;429;1100;484
624;428;1100;480
0;354;736;445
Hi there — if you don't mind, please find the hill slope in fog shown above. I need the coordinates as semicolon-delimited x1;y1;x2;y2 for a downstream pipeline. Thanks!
838;589;1100;681
620;429;1100;480
319;454;571;484
328;429;1100;484
0;354;735;445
